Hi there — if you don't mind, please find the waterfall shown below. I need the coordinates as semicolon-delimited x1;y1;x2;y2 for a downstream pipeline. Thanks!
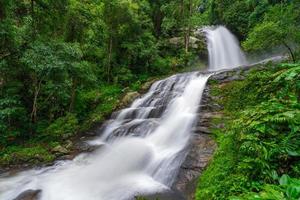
0;73;210;200
0;25;246;200
203;26;247;70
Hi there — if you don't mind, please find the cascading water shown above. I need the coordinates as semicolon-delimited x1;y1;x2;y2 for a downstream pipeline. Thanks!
0;73;210;200
0;25;247;200
203;26;247;70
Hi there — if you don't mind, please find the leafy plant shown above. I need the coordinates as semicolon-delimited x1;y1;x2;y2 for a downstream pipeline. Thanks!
196;63;300;200
43;113;79;140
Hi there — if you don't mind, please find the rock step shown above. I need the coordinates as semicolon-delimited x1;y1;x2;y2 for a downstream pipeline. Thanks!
13;190;41;200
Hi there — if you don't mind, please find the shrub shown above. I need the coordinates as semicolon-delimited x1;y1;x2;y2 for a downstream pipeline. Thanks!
44;113;79;140
0;145;55;166
196;63;300;200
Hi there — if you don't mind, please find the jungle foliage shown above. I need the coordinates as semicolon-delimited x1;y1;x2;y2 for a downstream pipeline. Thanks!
0;0;202;165
196;63;300;200
198;0;300;62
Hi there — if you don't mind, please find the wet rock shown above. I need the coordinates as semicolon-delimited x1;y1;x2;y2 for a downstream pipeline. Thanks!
140;189;185;200
85;131;98;137
173;83;220;200
122;87;130;93
65;140;73;149
189;37;202;49
111;111;120;119
74;142;100;152
169;37;184;47
121;92;140;106
0;168;5;174
51;145;68;154
13;190;41;200
59;154;76;160
174;134;216;200
193;126;211;134
169;36;205;51
148;105;166;118
140;79;157;92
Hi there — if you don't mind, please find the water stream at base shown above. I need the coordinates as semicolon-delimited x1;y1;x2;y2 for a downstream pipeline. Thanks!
0;25;248;200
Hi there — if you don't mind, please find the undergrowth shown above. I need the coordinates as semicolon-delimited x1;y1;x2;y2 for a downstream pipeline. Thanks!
196;63;300;200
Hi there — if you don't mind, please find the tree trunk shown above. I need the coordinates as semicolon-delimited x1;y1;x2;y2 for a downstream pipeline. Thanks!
181;0;188;52
69;78;77;112
153;8;164;38
31;0;36;38
31;89;38;123
31;77;41;124
31;0;34;15
283;41;296;63
180;0;184;17
107;36;113;82
0;2;6;20
185;0;193;53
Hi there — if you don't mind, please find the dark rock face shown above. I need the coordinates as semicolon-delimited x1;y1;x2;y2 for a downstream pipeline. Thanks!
172;83;220;200
209;58;285;84
141;189;185;200
174;134;216;200
13;190;41;200
120;92;140;107
74;141;101;152
171;61;286;200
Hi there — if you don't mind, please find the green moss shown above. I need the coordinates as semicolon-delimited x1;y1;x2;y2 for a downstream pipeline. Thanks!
209;84;222;97
196;120;250;200
0;145;55;166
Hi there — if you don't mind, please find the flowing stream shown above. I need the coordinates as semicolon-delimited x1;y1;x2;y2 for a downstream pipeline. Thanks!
0;26;247;200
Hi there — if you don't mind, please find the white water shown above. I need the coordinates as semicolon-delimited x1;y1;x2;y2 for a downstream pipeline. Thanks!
0;25;249;200
203;26;247;70
0;73;209;200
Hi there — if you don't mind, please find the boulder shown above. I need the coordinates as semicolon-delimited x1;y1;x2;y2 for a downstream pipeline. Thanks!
74;141;100;152
140;79;157;92
65;140;73;149
174;134;216;200
169;37;183;46
51;145;68;154
140;189;185;200
193;126;211;134
120;91;140;106
169;36;204;50
13;190;41;200
189;36;201;49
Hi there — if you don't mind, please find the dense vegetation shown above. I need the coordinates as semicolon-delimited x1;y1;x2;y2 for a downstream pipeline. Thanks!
198;0;300;61
1;1;300;199
194;1;300;199
0;0;204;166
196;63;300;200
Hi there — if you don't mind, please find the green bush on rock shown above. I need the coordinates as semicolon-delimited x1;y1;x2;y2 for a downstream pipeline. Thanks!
0;145;55;166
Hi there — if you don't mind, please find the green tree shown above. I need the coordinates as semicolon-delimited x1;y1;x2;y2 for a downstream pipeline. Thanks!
243;4;300;62
21;41;67;123
162;0;200;52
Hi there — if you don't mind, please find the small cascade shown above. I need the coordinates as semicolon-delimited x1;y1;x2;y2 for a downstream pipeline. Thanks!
203;26;248;70
0;73;210;200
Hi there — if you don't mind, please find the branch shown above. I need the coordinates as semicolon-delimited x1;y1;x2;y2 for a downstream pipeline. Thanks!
282;40;296;63
0;52;11;60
